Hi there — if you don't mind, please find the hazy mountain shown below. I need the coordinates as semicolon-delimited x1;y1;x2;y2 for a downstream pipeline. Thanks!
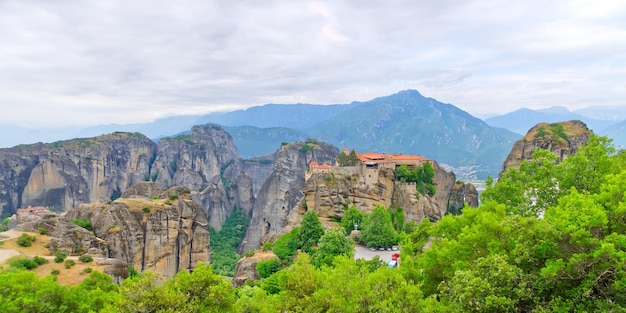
0;124;81;148
199;126;310;158
194;103;356;129
306;90;520;179
601;120;626;149
4;90;522;179
485;106;616;135
70;103;355;144
574;106;626;121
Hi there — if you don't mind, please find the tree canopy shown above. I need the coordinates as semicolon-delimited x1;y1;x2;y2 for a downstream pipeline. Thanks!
3;135;626;312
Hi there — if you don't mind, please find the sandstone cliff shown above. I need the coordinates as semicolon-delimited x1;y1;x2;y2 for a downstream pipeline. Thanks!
241;140;339;251
500;120;591;177
65;183;210;278
232;251;278;287
0;132;156;217
150;124;255;232
0;125;256;237
286;160;476;231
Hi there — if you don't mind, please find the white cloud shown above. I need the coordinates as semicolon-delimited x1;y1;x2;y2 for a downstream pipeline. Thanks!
0;0;625;127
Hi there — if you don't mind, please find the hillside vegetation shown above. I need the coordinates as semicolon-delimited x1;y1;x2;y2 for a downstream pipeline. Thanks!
2;135;626;312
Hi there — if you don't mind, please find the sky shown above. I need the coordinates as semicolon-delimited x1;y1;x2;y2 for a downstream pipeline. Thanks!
1;0;625;128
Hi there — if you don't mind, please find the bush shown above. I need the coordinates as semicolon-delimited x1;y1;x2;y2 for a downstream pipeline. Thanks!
64;259;76;269
33;256;49;265
83;267;92;274
72;219;93;231
257;258;281;279
38;227;47;235
51;269;60;275
54;250;67;263
142;207;151;213
16;234;36;247
168;193;178;200
78;255;93;263
273;227;300;260
11;258;38;270
243;249;256;257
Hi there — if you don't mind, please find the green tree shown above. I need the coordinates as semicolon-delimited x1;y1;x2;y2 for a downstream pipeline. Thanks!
311;227;354;267
167;263;235;313
257;258;281;278
481;149;560;216
360;205;398;248
340;205;366;234
209;208;250;276
297;211;324;253
439;255;532;312
273;227;300;260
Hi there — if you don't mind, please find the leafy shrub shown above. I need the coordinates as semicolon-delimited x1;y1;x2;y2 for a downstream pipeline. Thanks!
54;250;67;263
51;269;60;275
72;219;93;231
256;258;281;279
64;259;76;269
262;241;272;251
16;234;36;247
168;193;178;200
273;227;300;260
33;256;49;265
79;255;93;263
164;200;172;205
243;249;256;257
38;227;47;235
142;207;151;213
11;258;38;270
83;267;92;274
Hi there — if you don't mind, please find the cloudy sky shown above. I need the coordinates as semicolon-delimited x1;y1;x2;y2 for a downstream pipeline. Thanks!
1;0;625;127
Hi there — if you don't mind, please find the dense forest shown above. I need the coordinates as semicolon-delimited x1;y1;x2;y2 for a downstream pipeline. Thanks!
1;135;626;312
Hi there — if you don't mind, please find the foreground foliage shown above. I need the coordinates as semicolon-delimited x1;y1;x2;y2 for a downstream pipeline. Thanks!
2;135;625;312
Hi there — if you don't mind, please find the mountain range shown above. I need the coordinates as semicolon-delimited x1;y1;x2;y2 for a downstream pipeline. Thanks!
3;90;624;179
484;106;626;148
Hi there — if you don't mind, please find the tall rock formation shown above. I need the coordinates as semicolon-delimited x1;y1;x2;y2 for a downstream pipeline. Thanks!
286;160;476;231
151;124;237;190
500;120;591;177
150;124;257;231
241;139;339;251
0;132;156;216
65;183;210;278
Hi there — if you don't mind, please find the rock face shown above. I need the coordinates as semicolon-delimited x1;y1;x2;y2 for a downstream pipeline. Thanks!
65;183;210;278
0;125;256;237
241;140;339;251
500;120;591;177
14;213;108;259
150;124;255;232
286;160;476;231
232;252;278;287
0;132;156;217
150;125;237;190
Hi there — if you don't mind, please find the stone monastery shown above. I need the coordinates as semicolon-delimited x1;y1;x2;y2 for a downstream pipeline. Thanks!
307;148;431;188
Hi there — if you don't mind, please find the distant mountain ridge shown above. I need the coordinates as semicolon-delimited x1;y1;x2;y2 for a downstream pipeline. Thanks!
485;105;625;150
4;90;523;179
305;90;519;178
484;106;617;135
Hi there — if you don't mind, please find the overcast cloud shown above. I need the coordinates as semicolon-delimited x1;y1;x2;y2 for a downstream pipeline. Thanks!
1;0;625;127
